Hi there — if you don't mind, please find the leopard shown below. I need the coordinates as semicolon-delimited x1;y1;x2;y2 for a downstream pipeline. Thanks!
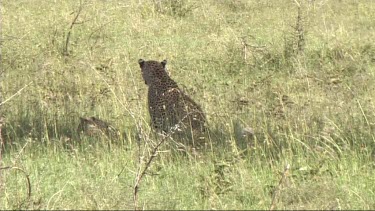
138;59;206;141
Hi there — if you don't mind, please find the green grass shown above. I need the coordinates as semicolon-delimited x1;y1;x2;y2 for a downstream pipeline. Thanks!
1;0;375;209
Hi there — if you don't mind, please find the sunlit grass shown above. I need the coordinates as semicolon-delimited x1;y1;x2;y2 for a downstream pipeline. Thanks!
1;0;375;209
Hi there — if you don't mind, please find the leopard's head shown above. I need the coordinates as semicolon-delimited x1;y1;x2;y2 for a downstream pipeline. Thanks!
138;59;168;85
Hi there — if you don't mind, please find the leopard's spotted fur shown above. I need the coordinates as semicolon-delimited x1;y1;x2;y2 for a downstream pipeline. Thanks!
138;59;206;136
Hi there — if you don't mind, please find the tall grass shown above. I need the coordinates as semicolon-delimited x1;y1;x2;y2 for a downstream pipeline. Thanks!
1;0;375;209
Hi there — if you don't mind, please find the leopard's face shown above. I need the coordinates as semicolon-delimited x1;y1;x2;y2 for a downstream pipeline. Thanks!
138;59;168;86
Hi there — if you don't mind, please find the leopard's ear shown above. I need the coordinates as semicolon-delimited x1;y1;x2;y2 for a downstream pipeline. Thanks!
161;59;167;68
138;59;145;67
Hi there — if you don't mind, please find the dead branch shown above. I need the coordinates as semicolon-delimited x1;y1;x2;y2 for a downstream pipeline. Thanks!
0;117;4;194
133;135;167;210
63;0;84;56
269;163;290;211
0;166;32;201
0;82;32;106
133;116;190;210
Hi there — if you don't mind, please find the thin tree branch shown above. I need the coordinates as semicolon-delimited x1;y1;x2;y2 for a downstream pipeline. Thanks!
63;0;84;56
269;163;290;211
0;82;32;106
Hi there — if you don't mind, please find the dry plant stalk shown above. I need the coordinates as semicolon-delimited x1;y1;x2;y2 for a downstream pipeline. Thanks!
283;1;305;59
240;36;267;65
0;81;32;198
0;166;32;200
133;115;191;210
64;0;84;56
0;140;32;208
0;82;32;106
0;117;3;194
133;135;166;210
241;37;248;61
295;5;305;55
269;163;290;211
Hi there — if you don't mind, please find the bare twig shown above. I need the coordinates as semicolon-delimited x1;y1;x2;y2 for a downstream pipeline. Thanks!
0;118;4;147
0;117;4;194
87;20;114;41
133;115;190;210
133;135;167;210
0;139;33;208
241;37;248;61
295;5;305;55
63;0;84;56
0;166;32;201
269;163;290;211
12;139;32;166
0;18;4;191
293;0;301;7
240;36;266;64
0;82;32;106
